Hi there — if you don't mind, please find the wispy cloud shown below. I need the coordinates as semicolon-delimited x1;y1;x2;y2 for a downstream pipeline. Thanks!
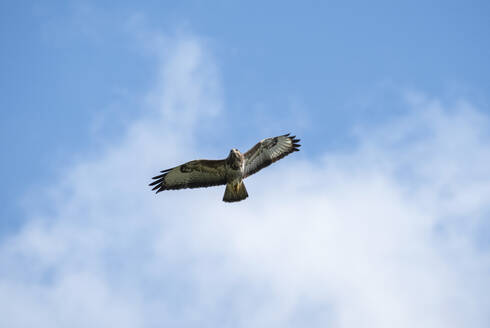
1;30;489;328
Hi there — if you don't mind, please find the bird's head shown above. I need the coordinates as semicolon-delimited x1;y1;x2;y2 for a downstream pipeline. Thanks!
229;148;241;158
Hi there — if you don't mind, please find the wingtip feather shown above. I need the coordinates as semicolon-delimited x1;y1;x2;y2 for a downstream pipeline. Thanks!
149;179;161;186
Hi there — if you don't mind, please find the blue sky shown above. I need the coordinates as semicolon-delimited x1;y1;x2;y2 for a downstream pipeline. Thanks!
1;1;490;327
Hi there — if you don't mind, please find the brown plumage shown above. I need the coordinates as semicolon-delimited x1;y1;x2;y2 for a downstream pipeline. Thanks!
149;133;301;202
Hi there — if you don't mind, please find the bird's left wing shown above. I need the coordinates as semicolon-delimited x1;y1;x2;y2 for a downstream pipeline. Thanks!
149;159;227;193
243;133;300;178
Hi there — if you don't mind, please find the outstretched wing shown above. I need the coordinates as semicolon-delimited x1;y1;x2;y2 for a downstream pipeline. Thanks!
149;159;227;193
243;133;301;178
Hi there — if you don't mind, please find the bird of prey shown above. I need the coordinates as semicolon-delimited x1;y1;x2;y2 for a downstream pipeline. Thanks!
149;133;301;202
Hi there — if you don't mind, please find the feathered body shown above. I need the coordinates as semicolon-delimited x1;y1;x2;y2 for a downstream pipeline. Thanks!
223;148;248;202
149;133;300;202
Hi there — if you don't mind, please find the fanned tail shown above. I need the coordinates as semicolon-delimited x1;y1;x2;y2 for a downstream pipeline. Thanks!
223;181;248;202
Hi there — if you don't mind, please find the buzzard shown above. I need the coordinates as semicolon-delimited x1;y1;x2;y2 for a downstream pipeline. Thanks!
149;133;301;202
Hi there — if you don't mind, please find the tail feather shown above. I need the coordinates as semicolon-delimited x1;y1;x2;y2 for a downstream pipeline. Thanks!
223;181;248;202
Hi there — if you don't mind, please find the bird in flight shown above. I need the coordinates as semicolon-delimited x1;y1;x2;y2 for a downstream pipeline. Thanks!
149;133;301;202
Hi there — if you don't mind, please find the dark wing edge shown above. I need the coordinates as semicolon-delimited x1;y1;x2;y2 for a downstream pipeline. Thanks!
243;133;301;178
149;159;227;193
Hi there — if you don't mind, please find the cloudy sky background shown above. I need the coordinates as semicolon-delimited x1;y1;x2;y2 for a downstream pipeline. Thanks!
1;1;490;327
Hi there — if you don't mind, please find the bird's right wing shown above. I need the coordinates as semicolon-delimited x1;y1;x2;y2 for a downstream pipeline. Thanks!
149;159;227;193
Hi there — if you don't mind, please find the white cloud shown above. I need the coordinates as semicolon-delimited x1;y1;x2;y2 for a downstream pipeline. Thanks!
1;33;489;327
